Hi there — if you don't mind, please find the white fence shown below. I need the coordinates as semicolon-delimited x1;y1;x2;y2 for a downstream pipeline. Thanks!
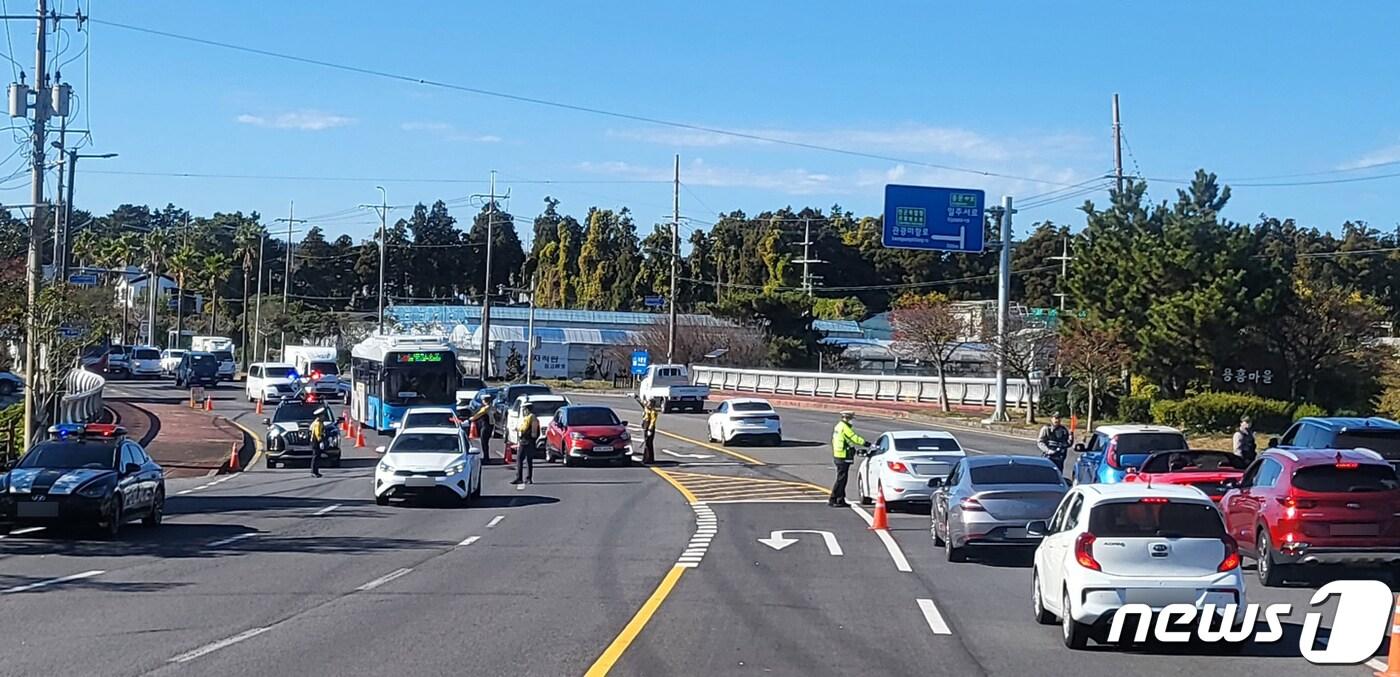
58;367;105;424
691;366;1039;407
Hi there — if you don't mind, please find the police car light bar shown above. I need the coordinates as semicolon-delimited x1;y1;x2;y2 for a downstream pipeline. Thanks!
47;423;127;439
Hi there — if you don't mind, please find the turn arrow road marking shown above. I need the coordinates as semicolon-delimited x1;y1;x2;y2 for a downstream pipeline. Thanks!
756;529;843;556
663;449;713;459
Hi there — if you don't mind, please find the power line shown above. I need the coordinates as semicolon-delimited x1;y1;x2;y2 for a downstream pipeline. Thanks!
90;18;1086;188
682;264;1059;294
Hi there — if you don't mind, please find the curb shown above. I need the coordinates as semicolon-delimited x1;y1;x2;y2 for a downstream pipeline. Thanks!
223;416;263;474
707;391;1039;443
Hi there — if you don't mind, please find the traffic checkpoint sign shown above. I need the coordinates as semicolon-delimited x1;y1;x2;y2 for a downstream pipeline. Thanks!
67;272;98;286
630;349;650;376
882;184;986;253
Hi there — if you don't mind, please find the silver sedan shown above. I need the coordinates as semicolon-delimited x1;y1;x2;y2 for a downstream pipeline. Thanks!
930;455;1068;562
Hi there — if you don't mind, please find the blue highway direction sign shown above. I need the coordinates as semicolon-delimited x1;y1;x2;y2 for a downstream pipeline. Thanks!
882;184;985;253
630;349;650;376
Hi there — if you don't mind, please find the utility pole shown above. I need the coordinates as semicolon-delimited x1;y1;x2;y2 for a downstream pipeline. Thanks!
525;275;537;382
793;217;825;296
988;196;1014;423
1112;93;1124;196
20;0;48;447
479;171;497;379
55;147;115;282
668;154;679;363
1050;236;1072;311
251;229;266;368
272;203;305;354
359;186;399;335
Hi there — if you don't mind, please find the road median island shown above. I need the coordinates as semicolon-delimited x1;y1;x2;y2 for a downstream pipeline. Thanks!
706;389;1040;440
108;399;245;477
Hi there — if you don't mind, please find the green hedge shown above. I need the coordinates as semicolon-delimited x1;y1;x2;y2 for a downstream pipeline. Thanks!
1150;392;1295;433
1116;396;1154;423
1291;403;1327;421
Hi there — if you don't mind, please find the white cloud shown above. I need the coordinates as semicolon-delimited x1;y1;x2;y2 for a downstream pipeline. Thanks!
236;110;354;131
400;121;502;143
1339;140;1400;170
579;159;840;196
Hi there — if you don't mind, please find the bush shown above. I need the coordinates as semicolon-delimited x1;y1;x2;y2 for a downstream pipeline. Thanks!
1150;392;1294;433
1117;396;1154;423
1040;387;1070;418
1291;403;1327;421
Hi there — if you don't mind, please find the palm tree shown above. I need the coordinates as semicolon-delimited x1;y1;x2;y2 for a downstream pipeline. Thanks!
200;252;234;334
101;234;139;343
232;222;265;364
142;228;173;346
168;244;200;341
71;229;103;271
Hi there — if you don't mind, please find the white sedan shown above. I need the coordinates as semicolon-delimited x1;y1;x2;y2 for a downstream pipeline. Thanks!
159;349;186;376
1029;483;1246;650
857;430;965;507
374;427;482;506
706;398;781;446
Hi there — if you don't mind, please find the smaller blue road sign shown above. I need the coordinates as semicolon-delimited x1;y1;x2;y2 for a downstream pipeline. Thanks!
630;350;650;376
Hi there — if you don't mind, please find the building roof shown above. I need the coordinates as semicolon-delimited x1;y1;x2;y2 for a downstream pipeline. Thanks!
467;324;644;346
388;304;732;328
813;319;863;336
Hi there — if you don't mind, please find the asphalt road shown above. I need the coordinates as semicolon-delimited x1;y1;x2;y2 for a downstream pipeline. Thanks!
0;382;1378;675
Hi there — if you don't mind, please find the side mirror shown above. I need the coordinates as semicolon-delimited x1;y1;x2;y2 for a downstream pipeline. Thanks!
124;462;142;475
1221;479;1238;490
1073;443;1086;452
1268;437;1280;448
620;420;629;426
389;421;400;429
375;445;387;454
926;477;944;488
1026;520;1049;538
262;418;271;426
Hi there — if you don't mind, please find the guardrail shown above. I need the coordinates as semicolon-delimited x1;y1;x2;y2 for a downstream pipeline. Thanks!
58;367;105;424
690;366;1038;407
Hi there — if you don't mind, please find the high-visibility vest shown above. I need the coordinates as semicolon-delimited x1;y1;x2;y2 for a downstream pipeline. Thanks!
831;421;864;460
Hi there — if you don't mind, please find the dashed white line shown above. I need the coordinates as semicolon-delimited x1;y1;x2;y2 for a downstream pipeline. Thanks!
458;536;481;547
486;515;505;528
0;526;46;539
1;569;104;595
208;533;257;548
917;598;952;635
848;505;913;572
312;504;341;516
356;567;413;592
168;627;270;663
176;489;193;495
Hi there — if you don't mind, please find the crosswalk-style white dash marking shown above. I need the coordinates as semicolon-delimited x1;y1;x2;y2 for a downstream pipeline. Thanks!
458;536;481;547
356;567;413;592
917;598;952;635
2;569;104;595
168;627;271;663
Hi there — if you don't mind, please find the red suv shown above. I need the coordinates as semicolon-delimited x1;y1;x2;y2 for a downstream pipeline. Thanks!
543;405;632;467
1221;448;1400;586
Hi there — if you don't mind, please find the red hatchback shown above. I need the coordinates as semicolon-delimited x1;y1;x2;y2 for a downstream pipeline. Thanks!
1121;450;1249;502
1221;448;1400;586
544;405;632;467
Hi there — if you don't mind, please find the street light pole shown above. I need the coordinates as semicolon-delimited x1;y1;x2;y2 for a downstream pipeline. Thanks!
526;274;537;382
56;150;117;281
668;154;679;364
376;186;386;334
251;229;266;367
479;171;496;380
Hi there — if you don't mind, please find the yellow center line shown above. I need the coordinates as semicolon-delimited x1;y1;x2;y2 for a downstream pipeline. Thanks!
649;467;698;505
657;429;766;466
583;564;688;677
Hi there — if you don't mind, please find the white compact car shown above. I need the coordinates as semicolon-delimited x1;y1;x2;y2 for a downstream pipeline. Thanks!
159;349;187;376
706;398;781;446
395;406;460;433
375;426;482;506
127;346;164;378
857;430;965;506
1029;483;1245;649
245;362;300;403
505;394;570;445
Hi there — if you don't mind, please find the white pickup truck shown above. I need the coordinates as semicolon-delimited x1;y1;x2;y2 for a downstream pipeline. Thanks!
637;364;710;413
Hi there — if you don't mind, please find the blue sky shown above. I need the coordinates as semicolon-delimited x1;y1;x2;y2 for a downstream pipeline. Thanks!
10;1;1400;243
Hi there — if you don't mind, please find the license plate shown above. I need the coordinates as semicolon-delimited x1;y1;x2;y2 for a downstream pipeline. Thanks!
1003;527;1027;539
17;502;58;518
591;446;613;454
1332;523;1380;537
405;477;435;487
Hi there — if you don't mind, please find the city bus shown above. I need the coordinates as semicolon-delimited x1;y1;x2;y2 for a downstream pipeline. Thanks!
349;334;460;432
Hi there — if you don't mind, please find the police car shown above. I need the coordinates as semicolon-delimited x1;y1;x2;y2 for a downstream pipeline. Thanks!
0;424;165;538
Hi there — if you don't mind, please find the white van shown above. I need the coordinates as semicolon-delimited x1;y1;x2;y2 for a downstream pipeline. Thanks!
283;345;343;399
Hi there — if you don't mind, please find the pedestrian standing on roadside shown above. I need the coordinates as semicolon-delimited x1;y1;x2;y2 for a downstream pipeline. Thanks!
829;411;865;507
641;397;662;465
1233;417;1257;464
309;406;327;478
1037;412;1073;473
470;393;496;463
514;401;539;485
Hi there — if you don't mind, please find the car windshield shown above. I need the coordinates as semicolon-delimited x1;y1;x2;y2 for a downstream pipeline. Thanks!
1112;433;1189;469
109;345;129;355
391;432;460;454
213;351;234;362
190;353;216;365
732;402;773;413
19;442;115;470
403;411;457;428
273;403;332;423
508;386;551;403
264;366;295;378
1139;451;1248;474
133;348;160;359
1335;431;1400;462
309;360;339;376
568;407;620;426
462;378;486;389
1293;465;1400;493
165;350;185;357
894;436;962;452
1089;501;1226;538
527;401;566;417
969;463;1062;485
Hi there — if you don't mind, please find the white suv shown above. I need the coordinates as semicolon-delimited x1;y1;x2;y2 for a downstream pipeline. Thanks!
246;362;300;403
1029;483;1245;649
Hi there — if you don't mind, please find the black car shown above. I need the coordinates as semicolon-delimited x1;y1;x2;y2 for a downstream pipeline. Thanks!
492;383;553;432
460;386;502;421
264;400;341;469
175;351;221;388
0;424;165;538
1271;416;1400;468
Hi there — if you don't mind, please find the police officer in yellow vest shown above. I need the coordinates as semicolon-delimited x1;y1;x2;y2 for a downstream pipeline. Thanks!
830;411;866;507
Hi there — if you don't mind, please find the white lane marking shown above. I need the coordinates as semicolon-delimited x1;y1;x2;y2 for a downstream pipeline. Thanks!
662;449;712;460
917;598;952;635
516;484;525;491
458;536;481;547
168;627;271;663
312;504;341;516
486;515;505;528
1;569;104;594
0;526;48;540
194;484;212;490
176;489;193;495
1368;659;1387;673
355;567;413;592
208;533;257;548
848;505;913;572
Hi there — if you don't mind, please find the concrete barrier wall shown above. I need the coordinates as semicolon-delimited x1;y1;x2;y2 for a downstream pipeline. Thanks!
691;366;1038;407
59;368;105;424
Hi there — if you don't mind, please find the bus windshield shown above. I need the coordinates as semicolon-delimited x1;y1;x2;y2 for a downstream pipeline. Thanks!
384;365;457;405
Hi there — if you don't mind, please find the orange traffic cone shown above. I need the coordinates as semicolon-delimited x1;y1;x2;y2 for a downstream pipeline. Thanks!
255;398;263;415
1376;594;1400;677
355;427;366;448
204;397;213;412
227;442;241;473
503;439;515;465
869;479;890;531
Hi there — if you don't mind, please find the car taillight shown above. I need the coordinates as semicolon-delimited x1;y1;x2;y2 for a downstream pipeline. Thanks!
1105;437;1118;468
1218;535;1241;572
959;497;985;511
887;461;910;474
1335;462;1359;469
1075;532;1101;571
1139;496;1169;504
1276;495;1315;519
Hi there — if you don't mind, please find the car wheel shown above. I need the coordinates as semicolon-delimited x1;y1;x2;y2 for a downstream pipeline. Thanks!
944;529;967;562
375;494;389;506
769;434;782;446
1257;528;1287;587
858;473;873;506
267;459;279;469
471;475;482;498
102;498;124;540
326;456;342;468
932;519;945;547
1062;590;1090;649
142;489;164;527
563;455;576;467
1032;571;1056;625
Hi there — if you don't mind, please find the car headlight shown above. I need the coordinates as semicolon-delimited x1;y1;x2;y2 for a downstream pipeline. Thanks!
620;431;630;441
377;460;394;472
445;462;466;476
77;478;116;498
570;431;585;440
